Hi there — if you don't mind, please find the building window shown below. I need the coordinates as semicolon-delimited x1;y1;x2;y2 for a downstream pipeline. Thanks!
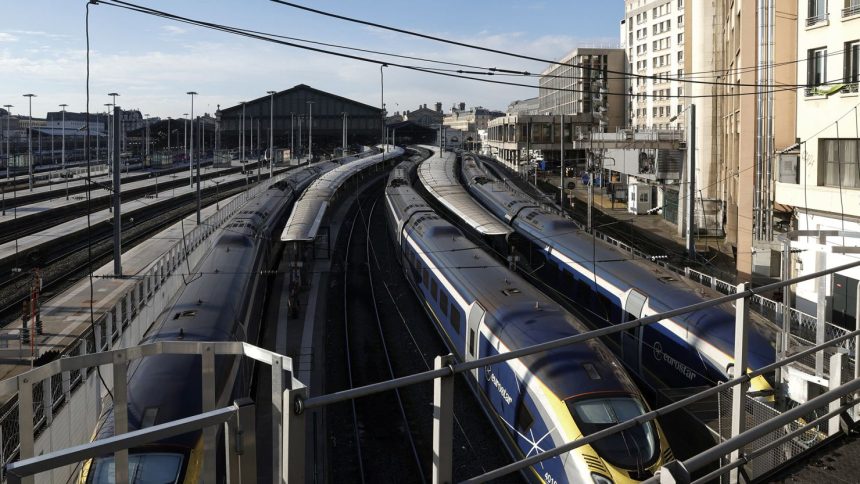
678;32;684;44
678;0;684;8
806;47;827;95
819;139;860;188
846;41;860;92
807;0;828;26
844;0;860;18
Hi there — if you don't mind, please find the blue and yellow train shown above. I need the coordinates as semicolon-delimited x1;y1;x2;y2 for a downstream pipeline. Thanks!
461;153;776;395
385;156;673;484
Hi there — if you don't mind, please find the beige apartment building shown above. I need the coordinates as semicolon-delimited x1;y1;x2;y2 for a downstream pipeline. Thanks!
688;1;797;279
774;0;860;320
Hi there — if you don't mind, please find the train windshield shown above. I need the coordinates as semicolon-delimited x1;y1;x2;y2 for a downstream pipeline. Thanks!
87;453;183;483
567;397;658;470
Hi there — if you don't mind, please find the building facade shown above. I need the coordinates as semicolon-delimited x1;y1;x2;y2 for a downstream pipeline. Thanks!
538;47;626;132
775;0;860;320
402;103;444;127
621;0;689;130
218;84;383;158
686;0;797;279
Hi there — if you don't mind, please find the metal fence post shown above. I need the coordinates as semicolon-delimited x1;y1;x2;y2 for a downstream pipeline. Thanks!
730;282;750;484
225;398;257;484
17;375;34;484
829;352;844;436
433;354;455;484
815;251;827;376
201;344;217;484
42;379;52;426
113;350;129;484
271;356;284;481
855;284;860;420
283;379;308;484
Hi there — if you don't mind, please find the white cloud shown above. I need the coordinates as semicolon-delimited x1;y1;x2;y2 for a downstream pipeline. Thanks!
0;32;18;43
161;25;187;36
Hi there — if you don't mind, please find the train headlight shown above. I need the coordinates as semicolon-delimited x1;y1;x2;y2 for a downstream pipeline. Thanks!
591;473;614;484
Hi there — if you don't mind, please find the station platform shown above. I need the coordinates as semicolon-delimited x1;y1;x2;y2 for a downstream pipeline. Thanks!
0;172;247;264
0;193;241;381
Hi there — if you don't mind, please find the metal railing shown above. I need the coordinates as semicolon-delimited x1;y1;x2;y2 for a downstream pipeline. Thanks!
4;261;860;483
843;3;860;17
0;172;289;472
2;341;294;484
806;13;829;26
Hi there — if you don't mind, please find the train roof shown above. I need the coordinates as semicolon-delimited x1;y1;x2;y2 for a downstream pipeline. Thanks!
281;148;404;242
401;209;638;399
416;148;512;236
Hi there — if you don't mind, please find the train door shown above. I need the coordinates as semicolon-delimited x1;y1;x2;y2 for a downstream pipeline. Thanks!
621;290;647;373
466;302;486;379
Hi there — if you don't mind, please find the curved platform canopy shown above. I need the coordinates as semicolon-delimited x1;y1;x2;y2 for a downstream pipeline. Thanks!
416;146;512;237
281;146;405;242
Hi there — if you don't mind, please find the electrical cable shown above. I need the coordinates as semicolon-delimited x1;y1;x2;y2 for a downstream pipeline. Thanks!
94;0;830;100
269;0;840;90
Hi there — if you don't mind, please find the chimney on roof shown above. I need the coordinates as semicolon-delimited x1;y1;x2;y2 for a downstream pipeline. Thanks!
459;102;466;111
435;102;442;112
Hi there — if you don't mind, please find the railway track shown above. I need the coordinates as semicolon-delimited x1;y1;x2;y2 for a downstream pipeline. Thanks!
324;164;521;482
0;178;251;326
330;193;425;483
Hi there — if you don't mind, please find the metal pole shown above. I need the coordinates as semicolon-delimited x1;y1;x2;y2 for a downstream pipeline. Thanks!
729;282;750;484
290;112;294;163
23;94;35;191
240;102;246;162
815;250;827;375
268;91;275;176
560;114;565;207
112;106;122;277
342;112;347;155
187;91;199;224
380;64;386;151
432;355;454;484
60;104;67;170
686;104;696;257
307;101;314;161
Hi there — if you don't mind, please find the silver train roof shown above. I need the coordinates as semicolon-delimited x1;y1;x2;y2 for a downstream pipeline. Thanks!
416;146;512;237
281;147;405;242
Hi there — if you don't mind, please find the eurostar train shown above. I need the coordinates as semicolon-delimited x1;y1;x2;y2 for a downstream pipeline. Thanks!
79;159;347;483
385;156;674;484
461;153;776;394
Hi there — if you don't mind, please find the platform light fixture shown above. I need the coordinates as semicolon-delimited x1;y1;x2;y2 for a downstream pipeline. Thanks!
187;91;199;223
267;90;276;177
22;94;36;191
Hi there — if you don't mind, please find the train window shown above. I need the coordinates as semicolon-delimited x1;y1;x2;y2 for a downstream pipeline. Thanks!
431;279;439;301
451;307;461;333
515;400;534;432
567;397;659;469
440;292;449;317
469;329;476;356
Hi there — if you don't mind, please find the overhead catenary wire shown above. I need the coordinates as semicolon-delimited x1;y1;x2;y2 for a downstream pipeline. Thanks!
94;0;838;100
268;0;846;90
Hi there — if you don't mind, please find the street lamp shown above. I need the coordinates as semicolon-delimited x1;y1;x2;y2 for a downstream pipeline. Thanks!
187;91;200;224
107;92;120;166
167;116;172;154
380;64;388;152
267;90;276;177
306;101;315;161
144;113;150;165
59;104;68;171
183;113;189;167
239;101;246;162
341;112;348;156
2;104;12;216
104;104;112;169
22;94;36;191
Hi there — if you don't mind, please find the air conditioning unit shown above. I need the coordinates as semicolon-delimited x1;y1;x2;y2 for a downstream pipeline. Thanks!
678;141;687;149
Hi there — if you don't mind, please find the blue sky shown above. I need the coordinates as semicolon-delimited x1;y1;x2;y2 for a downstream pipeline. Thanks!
1;1;623;119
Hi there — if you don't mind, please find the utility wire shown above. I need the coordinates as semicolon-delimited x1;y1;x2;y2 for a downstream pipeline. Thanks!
269;0;842;90
96;0;838;100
